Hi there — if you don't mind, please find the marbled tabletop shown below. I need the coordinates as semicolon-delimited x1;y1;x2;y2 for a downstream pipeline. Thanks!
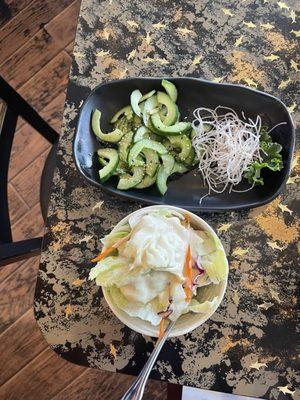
34;0;299;398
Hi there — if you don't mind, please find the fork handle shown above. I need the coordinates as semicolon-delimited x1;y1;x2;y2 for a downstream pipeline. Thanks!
120;320;175;400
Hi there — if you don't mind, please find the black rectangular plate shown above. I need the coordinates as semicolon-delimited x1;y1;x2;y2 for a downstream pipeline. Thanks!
73;77;295;212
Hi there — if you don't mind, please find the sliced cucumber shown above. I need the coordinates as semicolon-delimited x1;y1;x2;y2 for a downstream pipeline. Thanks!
110;105;133;123
143;95;158;128
130;89;143;116
135;174;157;189
128;139;167;166
150;112;191;136
132;154;145;167
157;91;178;126
99;158;127;175
183;147;197;167
172;162;189;174
140;89;156;103
92;109;124;143
118;131;134;162
167;135;192;162
114;115;132;133
161;79;178;102
133;114;143;130
134;126;151;142
97;148;119;182
156;154;175;195
117;166;144;190
143;149;159;177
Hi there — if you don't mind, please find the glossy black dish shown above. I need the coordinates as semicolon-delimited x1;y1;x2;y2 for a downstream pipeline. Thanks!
73;77;295;211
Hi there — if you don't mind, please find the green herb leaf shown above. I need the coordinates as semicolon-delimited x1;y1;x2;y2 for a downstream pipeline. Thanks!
245;127;283;185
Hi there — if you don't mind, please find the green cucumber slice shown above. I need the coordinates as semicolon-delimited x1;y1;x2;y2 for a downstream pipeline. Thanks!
117;166;144;190
157;91;178;126
135;174;157;189
110;105;133;123
97;148;119;182
127;139;167;166
167;135;192;162
143;95;158;127
150;112;191;136
99;158;127;175
171;162;189;174
132;114;143;130
156;154;175;195
183;147;197;167
132;154;145;167
118;131;134;162
140;89;156;103
114;115;132;133
143;148;159;177
92;109;124;143
130;89;143;116
134;126;151;142
161;79;178;102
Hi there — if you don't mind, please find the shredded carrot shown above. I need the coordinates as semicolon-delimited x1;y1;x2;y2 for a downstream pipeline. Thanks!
158;318;165;339
91;234;130;263
184;245;193;302
184;212;191;229
91;246;115;263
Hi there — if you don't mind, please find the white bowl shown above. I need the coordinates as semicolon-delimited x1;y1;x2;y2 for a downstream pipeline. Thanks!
102;205;228;337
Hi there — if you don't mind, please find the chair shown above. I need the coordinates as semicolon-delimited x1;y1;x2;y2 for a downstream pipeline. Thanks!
0;76;59;267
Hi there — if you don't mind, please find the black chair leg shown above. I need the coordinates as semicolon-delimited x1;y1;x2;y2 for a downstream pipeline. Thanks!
0;238;43;267
0;104;18;243
0;76;59;144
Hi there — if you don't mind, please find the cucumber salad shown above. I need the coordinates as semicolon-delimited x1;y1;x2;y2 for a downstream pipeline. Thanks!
89;209;228;335
91;80;195;194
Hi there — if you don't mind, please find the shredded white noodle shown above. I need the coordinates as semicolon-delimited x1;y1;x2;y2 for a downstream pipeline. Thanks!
192;106;262;202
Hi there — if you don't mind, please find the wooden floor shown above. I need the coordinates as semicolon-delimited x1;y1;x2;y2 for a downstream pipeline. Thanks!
0;1;167;398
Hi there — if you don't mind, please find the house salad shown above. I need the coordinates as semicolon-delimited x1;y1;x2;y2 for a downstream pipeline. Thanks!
89;209;228;336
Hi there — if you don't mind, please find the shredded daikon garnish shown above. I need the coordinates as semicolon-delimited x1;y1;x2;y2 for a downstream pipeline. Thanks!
192;106;263;201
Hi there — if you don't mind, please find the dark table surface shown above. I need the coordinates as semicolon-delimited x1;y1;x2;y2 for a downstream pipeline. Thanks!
34;0;299;398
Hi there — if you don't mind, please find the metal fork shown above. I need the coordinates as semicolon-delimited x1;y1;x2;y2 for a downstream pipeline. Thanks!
120;320;176;400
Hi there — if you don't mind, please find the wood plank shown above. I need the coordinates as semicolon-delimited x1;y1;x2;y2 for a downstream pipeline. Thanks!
8;88;66;182
0;260;25;285
0;256;40;334
1;1;80;90
0;308;47;386
65;41;75;56
0;0;73;63
15;89;66;133
9;124;50;180
0;0;32;27
40;91;66;133
52;369;167;400
12;149;50;208
0;346;85;400
45;0;81;48
8;182;29;224
18;50;71;113
12;203;44;241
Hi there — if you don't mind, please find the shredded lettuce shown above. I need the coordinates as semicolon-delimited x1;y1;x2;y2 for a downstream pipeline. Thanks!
119;271;171;304
128;208;183;229
188;297;219;313
108;286;161;325
201;248;228;284
89;256;136;287
190;230;216;258
101;223;131;247
89;210;228;326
